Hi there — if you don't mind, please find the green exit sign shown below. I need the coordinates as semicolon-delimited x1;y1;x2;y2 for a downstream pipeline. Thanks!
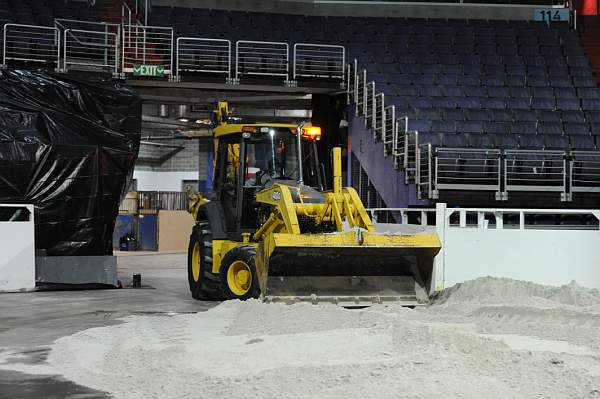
132;64;164;77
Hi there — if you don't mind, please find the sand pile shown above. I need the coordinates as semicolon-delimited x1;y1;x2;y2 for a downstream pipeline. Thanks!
434;276;600;308
1;277;600;398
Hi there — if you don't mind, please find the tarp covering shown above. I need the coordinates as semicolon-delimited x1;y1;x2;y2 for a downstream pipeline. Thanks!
0;70;141;256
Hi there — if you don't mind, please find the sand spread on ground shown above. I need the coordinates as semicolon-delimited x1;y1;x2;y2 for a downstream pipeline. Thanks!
2;277;600;398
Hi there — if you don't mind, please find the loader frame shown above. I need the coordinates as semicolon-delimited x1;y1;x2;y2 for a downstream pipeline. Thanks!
187;103;441;304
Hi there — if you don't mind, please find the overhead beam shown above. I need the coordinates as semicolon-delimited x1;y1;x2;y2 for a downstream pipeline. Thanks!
127;79;339;94
140;93;312;104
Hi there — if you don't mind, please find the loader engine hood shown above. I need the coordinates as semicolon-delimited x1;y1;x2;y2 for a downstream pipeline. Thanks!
262;180;327;204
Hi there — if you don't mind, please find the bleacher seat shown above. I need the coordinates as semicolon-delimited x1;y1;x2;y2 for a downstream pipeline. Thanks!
570;135;596;150
556;99;581;111
490;133;518;149
512;122;537;135
564;123;590;135
537;122;563;135
519;135;545;149
562;111;586;123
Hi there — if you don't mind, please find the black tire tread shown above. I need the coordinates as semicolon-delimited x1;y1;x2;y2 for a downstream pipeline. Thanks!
187;221;223;300
219;245;260;300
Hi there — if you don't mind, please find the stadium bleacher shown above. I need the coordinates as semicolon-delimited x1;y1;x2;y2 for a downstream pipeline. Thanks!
146;8;599;146
0;1;598;202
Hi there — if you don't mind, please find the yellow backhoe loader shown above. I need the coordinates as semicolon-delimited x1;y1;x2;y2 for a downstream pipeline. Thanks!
187;102;441;306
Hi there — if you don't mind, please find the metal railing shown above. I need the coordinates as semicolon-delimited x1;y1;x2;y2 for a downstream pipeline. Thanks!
368;207;436;226
131;0;150;26
119;197;138;214
435;147;502;198
394;116;408;170
122;24;174;74
235;40;289;81
504;150;568;199
368;206;600;231
364;81;375;129
346;60;355;104
55;18;120;34
383;104;395;156
119;191;188;213
293;43;345;80
355;69;366;115
570;151;600;194
416;143;433;199
63;29;119;74
1;21;346;85
55;20;121;74
442;207;600;230
175;37;231;80
2;24;60;69
373;93;385;142
404;128;417;179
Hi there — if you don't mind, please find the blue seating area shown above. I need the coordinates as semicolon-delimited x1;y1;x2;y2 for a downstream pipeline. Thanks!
354;21;599;154
149;7;600;155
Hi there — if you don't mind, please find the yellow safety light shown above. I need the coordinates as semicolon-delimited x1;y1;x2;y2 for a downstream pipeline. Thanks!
241;126;257;133
302;126;322;141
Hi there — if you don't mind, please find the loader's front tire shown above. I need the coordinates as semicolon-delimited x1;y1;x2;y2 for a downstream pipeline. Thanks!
220;246;260;300
187;222;223;300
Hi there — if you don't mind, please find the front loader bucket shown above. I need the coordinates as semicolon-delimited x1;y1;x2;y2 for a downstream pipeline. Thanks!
257;231;441;307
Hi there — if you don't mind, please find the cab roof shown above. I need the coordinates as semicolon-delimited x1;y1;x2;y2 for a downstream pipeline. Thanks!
213;123;298;138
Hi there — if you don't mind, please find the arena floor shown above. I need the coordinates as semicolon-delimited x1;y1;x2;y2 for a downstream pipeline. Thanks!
0;253;215;398
1;254;599;398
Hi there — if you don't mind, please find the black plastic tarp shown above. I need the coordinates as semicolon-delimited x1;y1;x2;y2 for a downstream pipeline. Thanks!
0;70;141;256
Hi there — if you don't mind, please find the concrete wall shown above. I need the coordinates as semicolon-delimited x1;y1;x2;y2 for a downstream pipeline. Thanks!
134;140;211;192
158;210;195;252
136;140;202;173
133;171;200;191
153;0;539;20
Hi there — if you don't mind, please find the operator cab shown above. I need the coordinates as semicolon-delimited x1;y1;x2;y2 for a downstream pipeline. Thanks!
214;125;325;236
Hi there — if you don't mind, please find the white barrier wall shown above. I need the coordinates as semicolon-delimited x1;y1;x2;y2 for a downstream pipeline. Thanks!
0;204;35;292
370;204;600;291
443;219;600;290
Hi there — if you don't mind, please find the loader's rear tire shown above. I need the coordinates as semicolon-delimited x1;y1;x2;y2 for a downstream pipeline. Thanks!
220;246;260;300
187;222;223;300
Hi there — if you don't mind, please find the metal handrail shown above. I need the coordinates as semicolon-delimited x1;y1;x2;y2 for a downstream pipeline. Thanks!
369;205;600;231
434;147;503;195
416;142;433;199
355;69;366;115
293;43;345;80
2;23;61;70
175;37;231;80
347;59;357;104
383;105;395;156
235;40;289;80
504;149;567;195
368;207;436;225
373;93;384;142
394;116;408;169
55;18;120;32
122;24;174;74
63;28;119;75
570;151;600;193
364;81;375;129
